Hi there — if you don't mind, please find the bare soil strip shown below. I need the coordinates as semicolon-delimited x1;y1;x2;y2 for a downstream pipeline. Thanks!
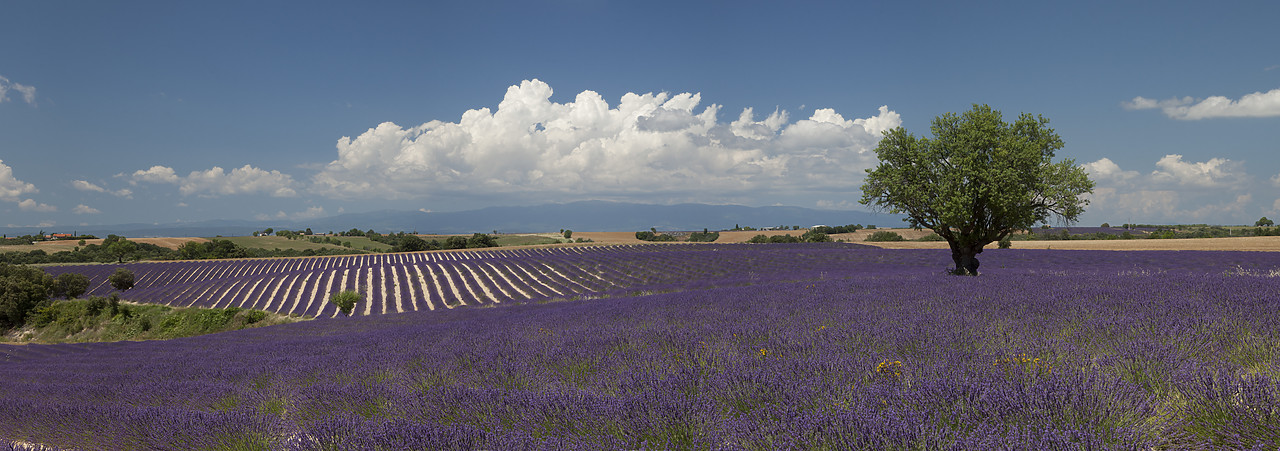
484;262;530;299
391;266;405;313
460;263;499;304
424;266;454;309
440;266;467;306
412;266;436;311
541;263;592;293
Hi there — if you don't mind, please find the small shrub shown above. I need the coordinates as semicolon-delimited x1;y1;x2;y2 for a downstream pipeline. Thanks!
86;296;108;316
799;230;829;242
916;233;945;242
331;291;361;316
865;231;905;242
242;310;267;324
998;237;1012;249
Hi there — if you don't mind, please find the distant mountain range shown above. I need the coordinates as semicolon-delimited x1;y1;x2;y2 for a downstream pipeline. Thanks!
2;201;904;238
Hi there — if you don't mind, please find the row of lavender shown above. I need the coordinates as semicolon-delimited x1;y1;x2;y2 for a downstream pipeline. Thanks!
4;247;1279;448
44;243;1280;320
43;244;808;317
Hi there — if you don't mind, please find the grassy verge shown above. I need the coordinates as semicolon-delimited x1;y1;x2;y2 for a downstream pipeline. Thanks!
6;297;305;343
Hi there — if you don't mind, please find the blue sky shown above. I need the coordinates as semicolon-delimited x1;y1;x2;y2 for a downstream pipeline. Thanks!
2;1;1278;230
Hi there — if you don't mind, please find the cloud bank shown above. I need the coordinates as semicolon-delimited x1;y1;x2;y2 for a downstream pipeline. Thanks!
1082;155;1258;223
1124;88;1280;120
18;199;56;212
129;165;298;197
311;79;900;202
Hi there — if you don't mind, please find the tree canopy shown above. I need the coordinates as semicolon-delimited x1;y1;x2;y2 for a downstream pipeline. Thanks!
109;268;136;291
860;104;1094;274
0;263;54;328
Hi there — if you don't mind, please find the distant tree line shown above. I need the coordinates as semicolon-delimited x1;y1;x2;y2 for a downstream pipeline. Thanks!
1;236;366;265
747;230;830;243
0;235;174;265
1013;226;1280;241
636;228;678;242
688;229;719;242
1;232;98;246
365;232;499;252
810;224;867;234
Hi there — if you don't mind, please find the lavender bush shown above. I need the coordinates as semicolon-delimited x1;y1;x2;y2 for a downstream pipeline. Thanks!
5;245;1279;449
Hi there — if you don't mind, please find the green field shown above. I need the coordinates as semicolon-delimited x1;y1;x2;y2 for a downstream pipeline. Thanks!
494;234;563;246
209;236;355;252
333;236;394;251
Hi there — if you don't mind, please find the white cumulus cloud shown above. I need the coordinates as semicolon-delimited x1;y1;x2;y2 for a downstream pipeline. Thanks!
72;180;132;197
130;166;180;184
1082;157;1140;183
0;75;37;105
1082;156;1261;223
18;199;56;212
1124;88;1280;120
72;180;105;193
180;165;298;197
311;79;901;201
72;204;101;214
130;164;297;197
1150;154;1246;188
0;159;38;200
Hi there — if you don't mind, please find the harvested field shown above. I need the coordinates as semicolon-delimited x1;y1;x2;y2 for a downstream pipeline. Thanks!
577;229;840;244
1;237;208;253
863;235;1280;251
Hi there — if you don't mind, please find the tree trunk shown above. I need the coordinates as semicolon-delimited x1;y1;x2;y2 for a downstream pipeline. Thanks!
949;244;983;275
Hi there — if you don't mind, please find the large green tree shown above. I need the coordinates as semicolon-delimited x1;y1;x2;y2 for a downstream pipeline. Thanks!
104;235;138;263
0;263;54;328
53;272;91;299
860;104;1094;275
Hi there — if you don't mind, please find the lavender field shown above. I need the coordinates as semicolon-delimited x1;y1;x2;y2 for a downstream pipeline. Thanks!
4;244;1280;449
